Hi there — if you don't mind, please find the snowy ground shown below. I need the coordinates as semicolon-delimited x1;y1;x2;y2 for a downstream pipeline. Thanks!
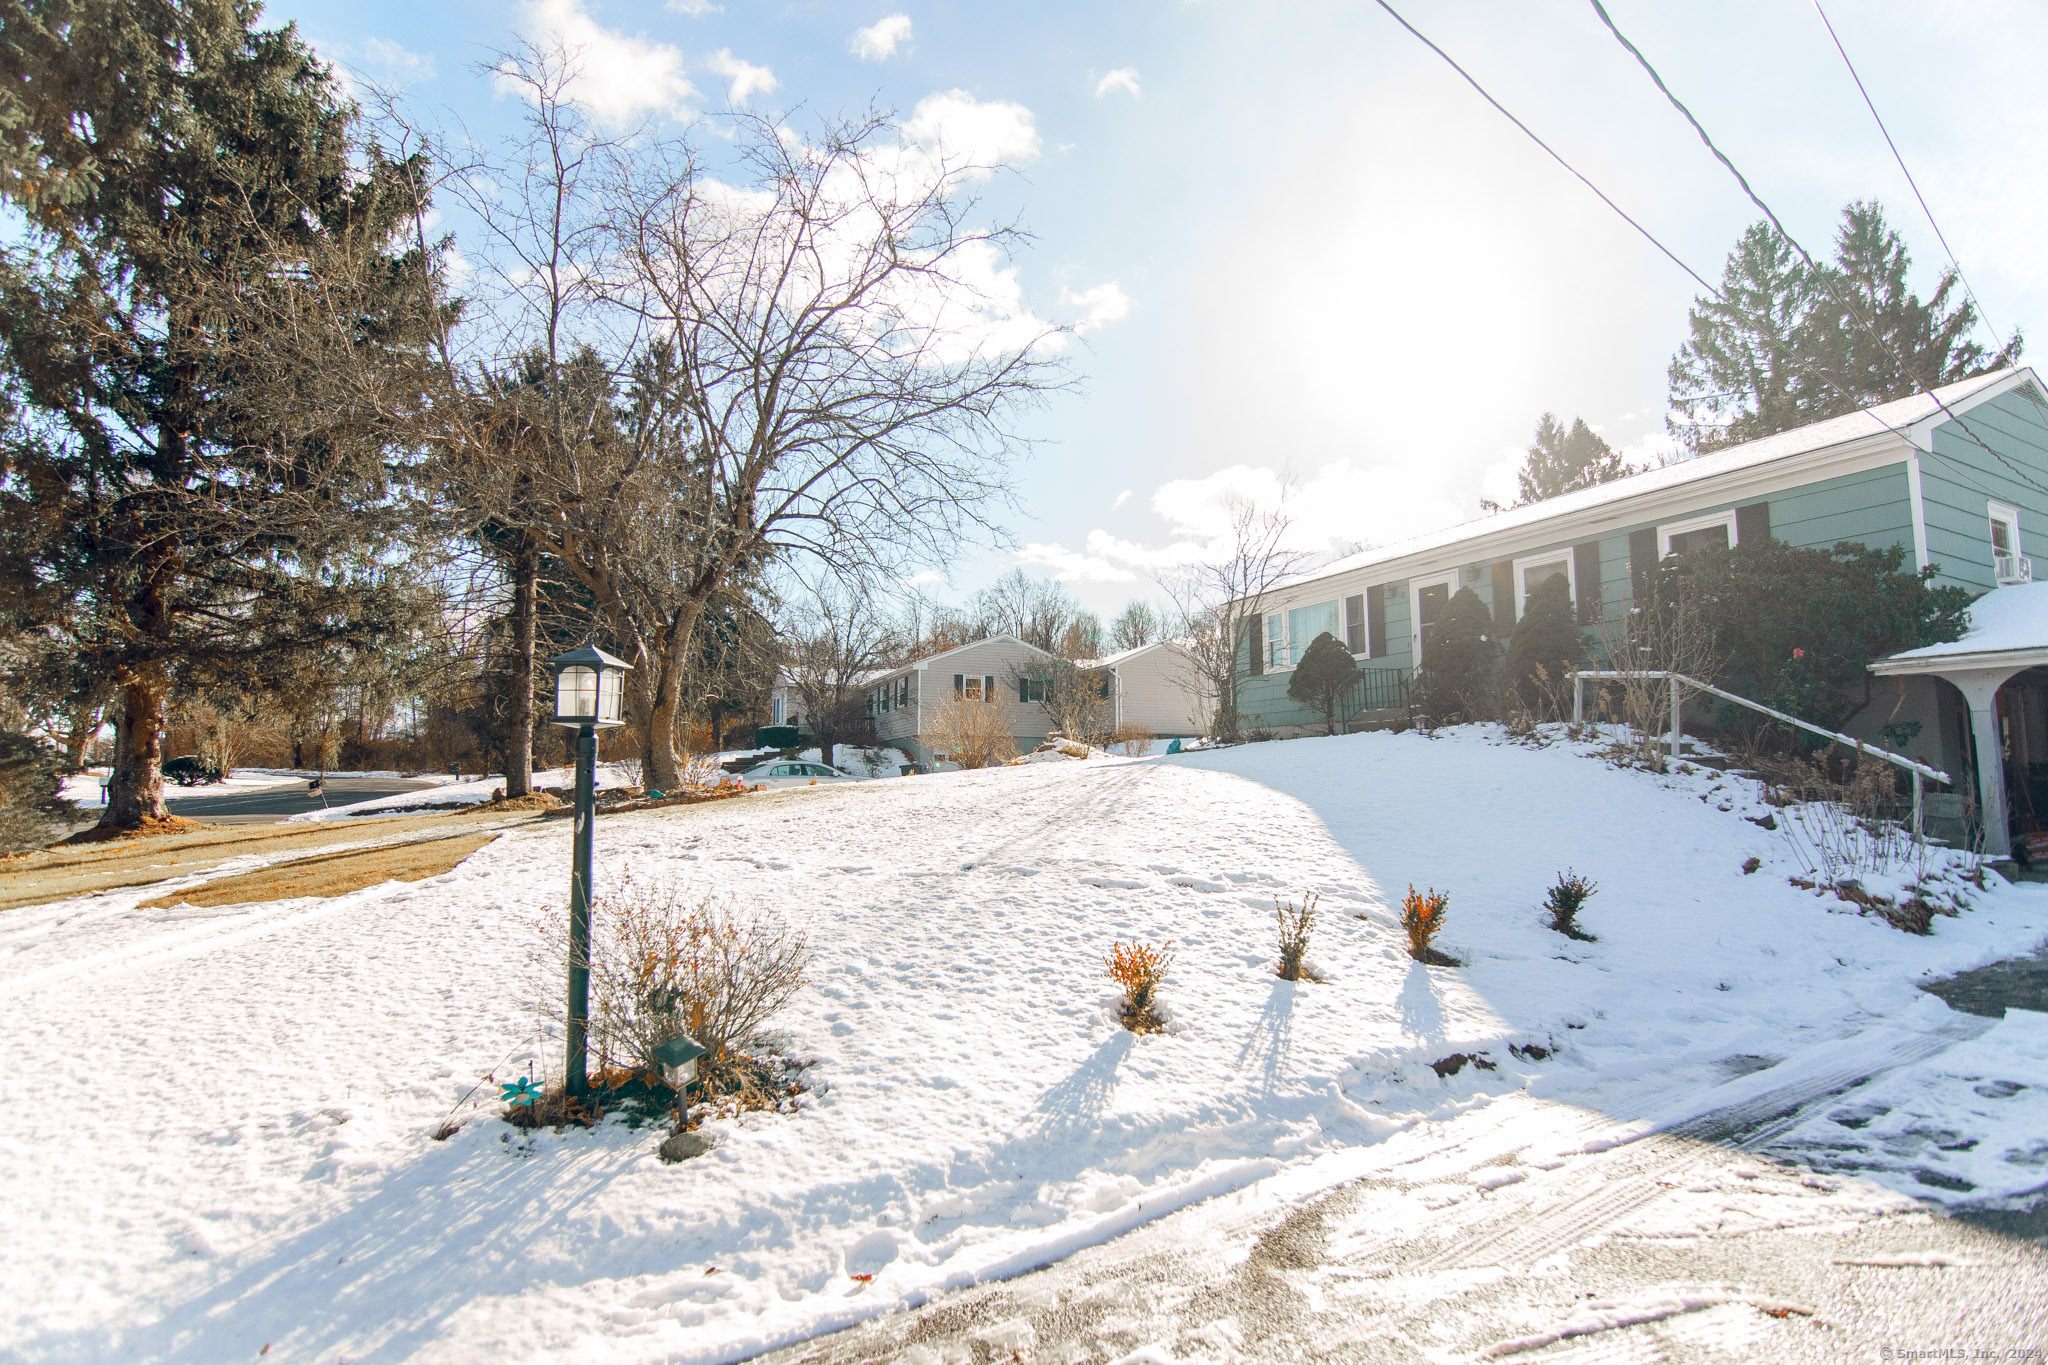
5;726;2045;1363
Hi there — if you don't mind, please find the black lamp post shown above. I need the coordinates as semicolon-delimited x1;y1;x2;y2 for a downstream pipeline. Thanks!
546;644;632;1096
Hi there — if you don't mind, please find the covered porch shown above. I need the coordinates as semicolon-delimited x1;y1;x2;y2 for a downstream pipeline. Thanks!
1872;582;2048;860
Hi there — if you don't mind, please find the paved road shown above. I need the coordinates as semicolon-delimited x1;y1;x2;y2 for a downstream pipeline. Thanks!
158;776;441;825
755;1048;2048;1364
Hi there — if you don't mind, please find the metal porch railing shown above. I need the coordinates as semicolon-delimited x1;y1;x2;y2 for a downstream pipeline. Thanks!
1341;667;1411;725
1572;669;1951;838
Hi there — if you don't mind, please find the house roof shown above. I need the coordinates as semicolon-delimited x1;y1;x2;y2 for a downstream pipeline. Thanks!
1091;640;1185;668
1279;367;2035;596
1872;581;2048;676
865;634;1056;682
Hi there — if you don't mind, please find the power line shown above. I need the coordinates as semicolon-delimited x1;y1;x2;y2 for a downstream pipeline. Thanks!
1367;0;1720;301
1809;0;2010;355
1585;0;2048;499
1365;0;2029;506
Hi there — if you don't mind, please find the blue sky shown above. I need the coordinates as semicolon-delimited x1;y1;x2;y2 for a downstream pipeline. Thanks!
276;0;2048;615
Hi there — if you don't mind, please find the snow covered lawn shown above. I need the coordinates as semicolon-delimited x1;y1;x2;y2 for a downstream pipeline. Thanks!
6;727;2045;1363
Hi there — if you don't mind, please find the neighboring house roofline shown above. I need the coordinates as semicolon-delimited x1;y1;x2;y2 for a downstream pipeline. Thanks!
867;634;1061;685
1260;367;2034;603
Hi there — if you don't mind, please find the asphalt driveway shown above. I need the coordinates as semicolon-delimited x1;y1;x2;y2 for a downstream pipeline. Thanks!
161;776;441;825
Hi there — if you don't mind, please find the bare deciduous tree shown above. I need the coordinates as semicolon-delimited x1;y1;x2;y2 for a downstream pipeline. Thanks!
781;580;895;767
419;48;1065;791
1161;495;1309;741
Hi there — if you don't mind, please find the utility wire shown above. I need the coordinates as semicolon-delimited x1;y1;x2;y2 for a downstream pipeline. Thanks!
1585;0;2048;500
1368;0;2037;507
1810;0;2008;354
1807;0;2048;445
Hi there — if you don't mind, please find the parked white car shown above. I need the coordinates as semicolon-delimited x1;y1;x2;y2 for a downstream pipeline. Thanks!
738;760;856;788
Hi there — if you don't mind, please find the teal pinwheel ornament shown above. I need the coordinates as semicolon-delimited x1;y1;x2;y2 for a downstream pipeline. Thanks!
500;1077;543;1106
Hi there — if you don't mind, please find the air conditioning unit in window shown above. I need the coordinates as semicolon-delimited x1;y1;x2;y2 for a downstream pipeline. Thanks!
1995;552;2034;586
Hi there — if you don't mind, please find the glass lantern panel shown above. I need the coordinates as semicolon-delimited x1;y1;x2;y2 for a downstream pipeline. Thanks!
597;667;624;723
557;666;598;719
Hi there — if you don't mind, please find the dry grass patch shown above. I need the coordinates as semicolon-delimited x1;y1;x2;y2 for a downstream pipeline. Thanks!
0;809;537;913
138;831;501;908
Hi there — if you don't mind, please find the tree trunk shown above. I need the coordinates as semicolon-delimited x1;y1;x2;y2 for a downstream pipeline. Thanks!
101;674;170;830
504;535;538;798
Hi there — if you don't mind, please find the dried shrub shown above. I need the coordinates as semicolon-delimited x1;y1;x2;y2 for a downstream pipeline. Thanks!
1543;870;1598;940
1106;939;1173;1032
926;692;1017;769
1108;721;1155;757
1275;892;1317;981
1401;884;1457;965
565;874;813;1097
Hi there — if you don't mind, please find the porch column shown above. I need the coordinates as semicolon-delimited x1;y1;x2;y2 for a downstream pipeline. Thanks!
1947;666;2023;860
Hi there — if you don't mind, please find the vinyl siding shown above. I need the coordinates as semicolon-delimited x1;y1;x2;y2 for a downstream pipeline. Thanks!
1108;645;1205;735
1918;386;2048;594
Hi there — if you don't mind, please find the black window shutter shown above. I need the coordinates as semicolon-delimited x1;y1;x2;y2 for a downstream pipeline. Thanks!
984;674;995;702
1736;501;1770;546
1490;561;1516;629
1628;527;1658;600
1247;616;1264;676
1344;594;1366;653
1366;585;1387;657
1019;677;1029;703
1572;540;1601;625
954;673;964;696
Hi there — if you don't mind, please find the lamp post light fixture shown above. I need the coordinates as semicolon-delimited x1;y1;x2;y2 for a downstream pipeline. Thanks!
546;644;633;1097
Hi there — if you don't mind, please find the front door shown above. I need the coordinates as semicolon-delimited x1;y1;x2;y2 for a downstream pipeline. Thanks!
1411;573;1457;665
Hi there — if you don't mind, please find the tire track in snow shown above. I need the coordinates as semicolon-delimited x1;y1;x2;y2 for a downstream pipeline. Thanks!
1427;1014;1992;1271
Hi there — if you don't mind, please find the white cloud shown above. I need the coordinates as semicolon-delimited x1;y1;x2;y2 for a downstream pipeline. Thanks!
850;14;914;62
1094;68;1141;100
666;0;721;13
1016;458;1475;587
361;37;436;82
705;49;778;106
502;0;696;126
1059;281;1133;335
901;90;1041;173
1112;488;1133;510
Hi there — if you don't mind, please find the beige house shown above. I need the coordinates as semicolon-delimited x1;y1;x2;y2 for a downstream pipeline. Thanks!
861;635;1066;764
1096;641;1206;739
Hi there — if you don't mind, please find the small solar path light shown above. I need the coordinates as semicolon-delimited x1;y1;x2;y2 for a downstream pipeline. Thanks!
546;644;632;1097
653;1032;708;1130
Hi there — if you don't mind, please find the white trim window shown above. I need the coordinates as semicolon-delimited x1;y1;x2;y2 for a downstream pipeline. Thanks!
1409;571;1458;665
1286;600;1339;666
1512;553;1574;612
1990;501;2029;584
1265;611;1285;669
1658;509;1737;557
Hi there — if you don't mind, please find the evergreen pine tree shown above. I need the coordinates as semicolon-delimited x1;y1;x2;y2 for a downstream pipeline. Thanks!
1286;631;1358;735
1794;201;2020;417
1413;587;1500;724
1667;221;1815;453
1515;414;1630;505
1669;203;2020;454
0;1;442;830
1503;574;1584;717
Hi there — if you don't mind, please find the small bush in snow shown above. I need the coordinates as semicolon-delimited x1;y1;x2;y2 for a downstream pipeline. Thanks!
580;875;812;1097
1106;939;1173;1032
1401;885;1456;965
1543;871;1598;941
1108;721;1154;757
1275;893;1317;981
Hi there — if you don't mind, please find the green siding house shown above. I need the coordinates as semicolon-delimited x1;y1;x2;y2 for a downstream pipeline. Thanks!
1234;368;2048;837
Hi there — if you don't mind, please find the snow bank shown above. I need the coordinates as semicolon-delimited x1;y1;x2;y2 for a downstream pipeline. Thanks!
6;725;2045;1363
